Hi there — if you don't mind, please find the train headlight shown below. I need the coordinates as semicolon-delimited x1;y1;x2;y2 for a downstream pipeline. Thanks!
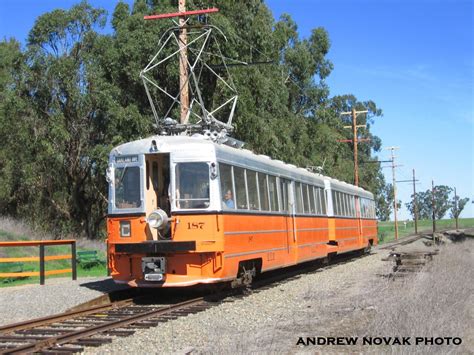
147;209;169;229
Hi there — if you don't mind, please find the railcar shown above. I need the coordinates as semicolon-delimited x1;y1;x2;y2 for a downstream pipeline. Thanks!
106;135;377;287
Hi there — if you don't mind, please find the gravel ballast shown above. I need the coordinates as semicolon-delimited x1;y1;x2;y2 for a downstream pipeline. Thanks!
1;233;470;354
0;277;127;326
88;250;385;354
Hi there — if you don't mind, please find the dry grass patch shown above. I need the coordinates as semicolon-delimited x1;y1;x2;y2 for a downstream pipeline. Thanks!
366;240;473;354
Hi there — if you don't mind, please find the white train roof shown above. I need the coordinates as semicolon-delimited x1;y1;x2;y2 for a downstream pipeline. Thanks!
110;134;374;200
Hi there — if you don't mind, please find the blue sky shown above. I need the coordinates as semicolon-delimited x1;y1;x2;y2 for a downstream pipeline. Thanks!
1;0;473;219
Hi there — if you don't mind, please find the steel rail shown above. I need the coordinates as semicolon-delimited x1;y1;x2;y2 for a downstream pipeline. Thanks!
0;299;135;334
1;297;205;354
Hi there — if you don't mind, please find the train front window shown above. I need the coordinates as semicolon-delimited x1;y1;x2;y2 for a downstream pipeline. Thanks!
175;163;210;209
115;166;141;209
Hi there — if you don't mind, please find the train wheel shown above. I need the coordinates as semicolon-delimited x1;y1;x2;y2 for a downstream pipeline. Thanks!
241;265;256;286
231;260;258;289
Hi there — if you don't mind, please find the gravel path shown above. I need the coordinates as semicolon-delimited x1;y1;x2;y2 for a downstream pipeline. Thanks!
0;277;127;326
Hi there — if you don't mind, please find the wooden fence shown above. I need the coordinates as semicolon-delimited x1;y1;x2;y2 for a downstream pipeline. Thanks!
0;240;77;285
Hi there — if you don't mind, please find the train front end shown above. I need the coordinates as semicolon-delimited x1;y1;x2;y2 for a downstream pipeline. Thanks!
106;137;225;287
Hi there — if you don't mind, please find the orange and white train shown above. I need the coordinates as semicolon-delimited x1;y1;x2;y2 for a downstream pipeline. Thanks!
106;135;377;287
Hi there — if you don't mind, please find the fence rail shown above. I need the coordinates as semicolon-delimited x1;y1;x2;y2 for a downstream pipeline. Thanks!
0;240;77;285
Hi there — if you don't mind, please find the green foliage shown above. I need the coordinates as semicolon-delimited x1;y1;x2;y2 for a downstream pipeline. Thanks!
406;185;460;221
450;195;469;219
378;218;474;244
376;183;401;221
0;0;391;238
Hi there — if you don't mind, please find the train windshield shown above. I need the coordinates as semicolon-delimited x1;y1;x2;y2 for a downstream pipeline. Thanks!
115;166;141;209
175;162;210;209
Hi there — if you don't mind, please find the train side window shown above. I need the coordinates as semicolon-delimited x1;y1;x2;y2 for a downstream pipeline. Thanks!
343;194;349;216
340;192;345;216
338;192;342;216
336;191;341;216
350;196;355;217
281;179;289;212
219;163;235;210
246;170;259;210
331;190;337;216
339;192;346;217
295;182;304;214
313;187;318;215
348;195;352;217
234;166;248;210
257;172;269;211
268;175;279;212
321;189;327;215
344;193;349;216
315;187;321;215
308;186;316;214
302;184;310;214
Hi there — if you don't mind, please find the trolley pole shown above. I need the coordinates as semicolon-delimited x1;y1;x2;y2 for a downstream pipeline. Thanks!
178;0;190;124
340;109;369;186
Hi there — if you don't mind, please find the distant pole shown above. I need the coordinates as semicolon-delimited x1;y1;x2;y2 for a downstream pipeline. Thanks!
454;187;459;231
385;146;400;240
178;0;190;124
340;109;369;186
397;172;419;236
352;108;359;186
432;180;436;233
413;169;418;235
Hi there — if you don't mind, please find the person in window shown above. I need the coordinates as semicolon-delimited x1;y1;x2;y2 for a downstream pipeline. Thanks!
223;189;235;209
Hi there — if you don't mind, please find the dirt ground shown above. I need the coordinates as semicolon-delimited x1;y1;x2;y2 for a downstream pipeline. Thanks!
200;230;473;354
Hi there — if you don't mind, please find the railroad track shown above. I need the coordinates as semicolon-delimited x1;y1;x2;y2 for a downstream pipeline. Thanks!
377;232;427;250
0;248;380;354
0;296;213;354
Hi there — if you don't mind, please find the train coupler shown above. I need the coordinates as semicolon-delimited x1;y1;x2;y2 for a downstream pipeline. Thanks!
141;257;166;282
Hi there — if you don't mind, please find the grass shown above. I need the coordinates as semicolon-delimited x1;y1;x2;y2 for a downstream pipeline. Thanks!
0;216;108;287
377;217;474;244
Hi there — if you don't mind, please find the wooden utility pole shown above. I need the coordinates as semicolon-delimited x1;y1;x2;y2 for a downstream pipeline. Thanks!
454;187;459;231
431;180;436;233
413;169;418;234
178;0;189;124
143;6;218;124
340;109;369;186
386;147;400;240
396;169;419;235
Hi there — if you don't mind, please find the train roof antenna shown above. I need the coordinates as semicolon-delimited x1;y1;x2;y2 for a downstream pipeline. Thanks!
141;5;240;140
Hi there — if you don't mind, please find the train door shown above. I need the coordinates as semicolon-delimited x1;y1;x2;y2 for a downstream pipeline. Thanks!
144;153;171;240
281;179;297;265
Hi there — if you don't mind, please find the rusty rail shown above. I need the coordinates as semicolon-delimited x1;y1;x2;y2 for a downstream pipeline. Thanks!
0;240;77;285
